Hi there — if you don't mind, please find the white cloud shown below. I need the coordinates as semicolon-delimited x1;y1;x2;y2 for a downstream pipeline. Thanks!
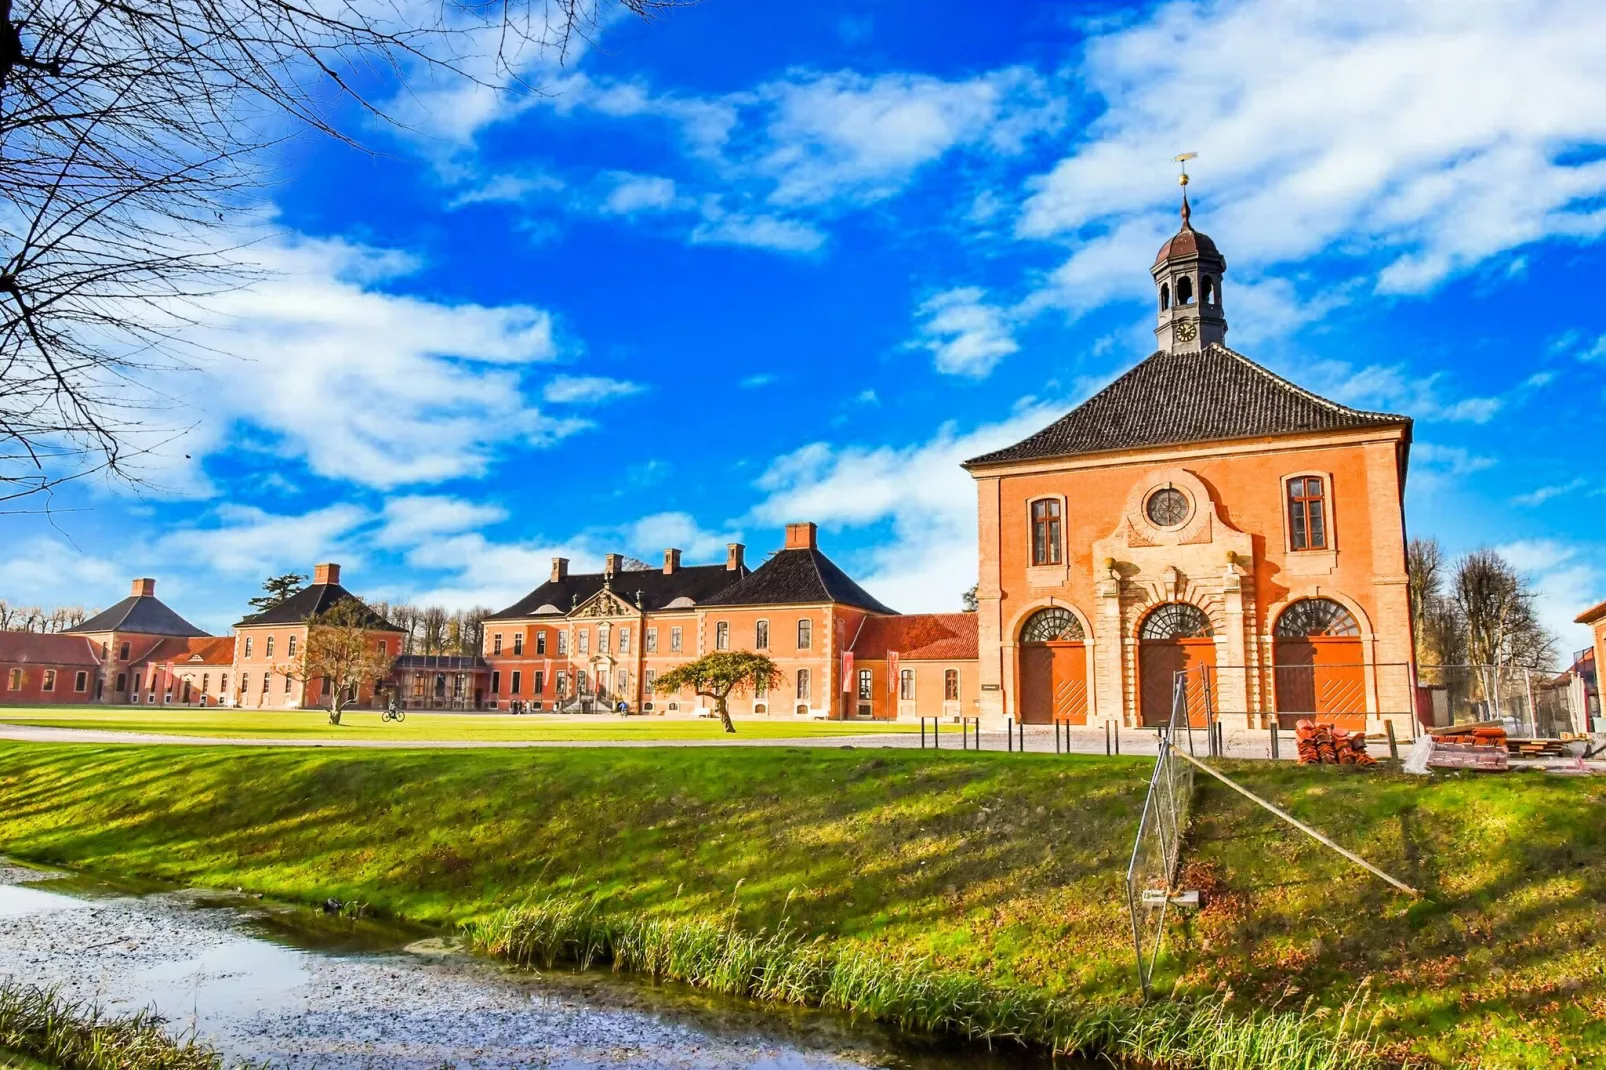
160;503;370;576
1511;477;1588;508
750;400;1068;612
690;212;827;254
1017;0;1606;305
911;287;1020;377
1493;539;1602;656
1414;443;1496;477
740;373;778;389
754;68;1062;207
619;512;739;562
138;235;587;492
1304;362;1504;424
377;495;508;548
601;173;681;215
542;375;645;405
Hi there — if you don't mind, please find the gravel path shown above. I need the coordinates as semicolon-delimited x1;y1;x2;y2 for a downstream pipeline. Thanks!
1;865;1039;1069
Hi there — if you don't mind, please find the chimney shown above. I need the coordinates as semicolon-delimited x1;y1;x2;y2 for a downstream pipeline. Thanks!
663;548;681;574
784;522;818;551
313;562;341;586
604;553;622;577
131;578;156;598
551;557;569;583
726;542;746;571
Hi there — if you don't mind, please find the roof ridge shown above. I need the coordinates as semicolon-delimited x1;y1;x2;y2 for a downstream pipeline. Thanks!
1206;343;1408;424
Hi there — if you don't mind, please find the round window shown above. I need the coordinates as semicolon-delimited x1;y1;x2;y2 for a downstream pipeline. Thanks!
1145;487;1189;527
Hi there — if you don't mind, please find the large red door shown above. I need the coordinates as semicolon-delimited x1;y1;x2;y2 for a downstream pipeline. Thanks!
1019;643;1088;724
1139;638;1216;727
1275;637;1365;729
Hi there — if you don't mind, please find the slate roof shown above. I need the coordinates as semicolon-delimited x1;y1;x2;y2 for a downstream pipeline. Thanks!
851;613;977;661
0;632;101;666
235;583;399;630
71;595;207;638
965;344;1411;467
486;564;749;621
701;547;898;615
141;636;236;665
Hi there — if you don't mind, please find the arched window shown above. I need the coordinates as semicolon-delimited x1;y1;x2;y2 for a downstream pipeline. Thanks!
1274;598;1359;638
265;636;274;658
1030;498;1062;566
1140;603;1213;640
1159;282;1170;311
1202;275;1215;304
796;668;811;700
899;669;915;700
1287;476;1328;550
715;621;729;650
1176;275;1194;305
944;669;959;701
1020;607;1084;643
797;619;812;650
755;620;769;649
287;635;297;657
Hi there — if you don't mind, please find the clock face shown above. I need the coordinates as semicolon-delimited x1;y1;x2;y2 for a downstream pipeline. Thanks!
1174;319;1198;342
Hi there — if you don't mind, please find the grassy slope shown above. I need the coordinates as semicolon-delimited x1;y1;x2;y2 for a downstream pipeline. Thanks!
0;707;914;741
0;742;1599;1068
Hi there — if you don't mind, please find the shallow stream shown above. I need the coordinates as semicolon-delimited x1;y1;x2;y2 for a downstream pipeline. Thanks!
0;863;1070;1069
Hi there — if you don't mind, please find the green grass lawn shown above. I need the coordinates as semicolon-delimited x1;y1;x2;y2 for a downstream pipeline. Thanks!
0;742;1599;1068
0;706;916;741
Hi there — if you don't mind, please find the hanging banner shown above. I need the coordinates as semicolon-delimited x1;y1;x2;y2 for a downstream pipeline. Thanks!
887;651;900;693
841;652;854;691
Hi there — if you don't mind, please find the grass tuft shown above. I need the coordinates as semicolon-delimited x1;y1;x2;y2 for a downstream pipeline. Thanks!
0;983;241;1070
465;892;1382;1070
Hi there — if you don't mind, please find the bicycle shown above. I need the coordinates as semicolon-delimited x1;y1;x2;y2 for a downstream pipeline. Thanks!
382;706;405;723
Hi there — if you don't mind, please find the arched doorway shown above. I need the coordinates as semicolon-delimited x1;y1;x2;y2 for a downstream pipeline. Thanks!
1274;598;1364;729
1138;603;1215;727
1017;607;1088;724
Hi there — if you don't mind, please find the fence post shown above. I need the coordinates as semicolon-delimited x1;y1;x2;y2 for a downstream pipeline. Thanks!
934;716;939;750
920;718;926;749
1021;718;1026;752
1385;719;1398;761
1105;721;1111;756
1114;723;1120;755
1007;717;1013;753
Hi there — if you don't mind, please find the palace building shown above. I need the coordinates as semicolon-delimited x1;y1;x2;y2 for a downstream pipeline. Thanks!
964;194;1416;733
2;196;1419;731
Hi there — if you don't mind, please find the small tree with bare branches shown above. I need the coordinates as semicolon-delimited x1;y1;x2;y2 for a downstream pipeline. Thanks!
653;652;781;734
276;597;394;725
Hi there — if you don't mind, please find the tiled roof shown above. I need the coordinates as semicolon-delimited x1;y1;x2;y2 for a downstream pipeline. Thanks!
487;564;748;621
392;654;487;671
965;344;1410;467
701;548;897;615
236;583;399;630
72;595;207;638
851;613;977;661
1576;600;1606;626
1153;222;1221;267
141;636;236;665
0;632;101;666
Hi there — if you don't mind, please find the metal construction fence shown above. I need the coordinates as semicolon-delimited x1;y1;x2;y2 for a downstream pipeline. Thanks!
1414;664;1587;738
1125;671;1197;996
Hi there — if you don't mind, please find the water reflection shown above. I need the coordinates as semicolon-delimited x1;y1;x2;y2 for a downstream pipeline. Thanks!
0;865;1067;1069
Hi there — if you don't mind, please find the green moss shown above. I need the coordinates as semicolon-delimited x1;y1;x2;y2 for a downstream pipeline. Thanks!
0;743;1600;1068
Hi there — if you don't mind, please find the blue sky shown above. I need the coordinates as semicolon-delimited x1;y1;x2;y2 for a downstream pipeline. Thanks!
3;0;1605;652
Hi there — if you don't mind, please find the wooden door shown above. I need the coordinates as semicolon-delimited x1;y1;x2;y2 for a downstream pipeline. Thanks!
1050;643;1088;724
1275;637;1366;729
1140;639;1216;727
1019;645;1054;724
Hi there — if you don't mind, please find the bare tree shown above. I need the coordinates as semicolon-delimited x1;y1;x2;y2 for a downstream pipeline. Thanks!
1407;537;1460;665
275;596;394;725
420;605;448;654
1;0;677;506
1452;549;1557;672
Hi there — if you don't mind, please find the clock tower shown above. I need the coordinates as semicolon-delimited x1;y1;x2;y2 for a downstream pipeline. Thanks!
1152;173;1227;354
